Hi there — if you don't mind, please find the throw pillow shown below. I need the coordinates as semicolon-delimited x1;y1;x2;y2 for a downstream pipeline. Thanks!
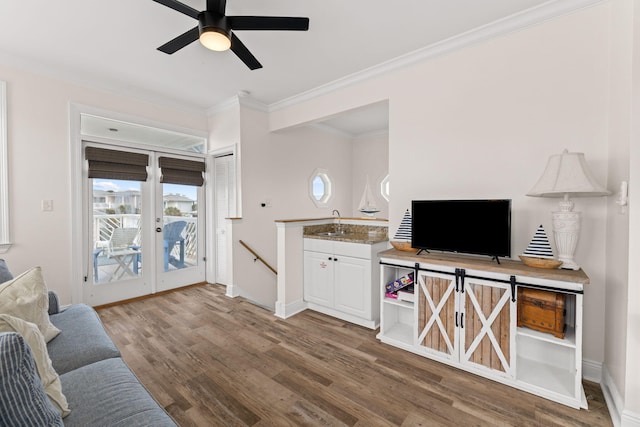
0;259;12;284
0;314;70;417
0;267;61;342
0;332;63;426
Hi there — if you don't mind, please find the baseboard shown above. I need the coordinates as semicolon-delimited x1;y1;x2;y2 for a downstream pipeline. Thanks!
622;410;640;427
275;299;307;319
601;365;624;427
583;358;603;383
225;284;241;298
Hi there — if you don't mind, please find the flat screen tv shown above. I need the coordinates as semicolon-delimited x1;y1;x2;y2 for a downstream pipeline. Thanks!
411;199;511;259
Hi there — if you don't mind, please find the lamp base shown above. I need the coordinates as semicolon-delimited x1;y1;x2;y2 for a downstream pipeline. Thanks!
552;210;581;270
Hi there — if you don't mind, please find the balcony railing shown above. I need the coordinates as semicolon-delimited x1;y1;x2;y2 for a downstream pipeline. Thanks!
93;214;197;263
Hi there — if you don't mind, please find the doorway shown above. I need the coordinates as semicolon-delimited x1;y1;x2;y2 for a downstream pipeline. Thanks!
83;143;206;306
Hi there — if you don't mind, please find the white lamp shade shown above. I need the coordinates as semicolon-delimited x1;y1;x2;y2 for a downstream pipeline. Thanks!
527;150;610;197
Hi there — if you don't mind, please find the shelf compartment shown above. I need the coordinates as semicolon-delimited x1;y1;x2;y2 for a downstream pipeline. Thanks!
516;325;576;348
516;356;576;398
379;302;414;347
383;298;414;309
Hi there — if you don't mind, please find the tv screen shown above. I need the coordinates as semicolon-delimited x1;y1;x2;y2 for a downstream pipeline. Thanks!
411;199;511;258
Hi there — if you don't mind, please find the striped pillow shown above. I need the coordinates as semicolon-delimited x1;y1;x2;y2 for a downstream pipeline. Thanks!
0;332;63;426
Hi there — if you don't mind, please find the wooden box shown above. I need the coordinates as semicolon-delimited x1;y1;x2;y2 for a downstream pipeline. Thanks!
517;288;566;339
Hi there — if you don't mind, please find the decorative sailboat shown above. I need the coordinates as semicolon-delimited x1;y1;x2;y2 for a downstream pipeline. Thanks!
519;224;562;269
390;209;415;252
358;176;380;217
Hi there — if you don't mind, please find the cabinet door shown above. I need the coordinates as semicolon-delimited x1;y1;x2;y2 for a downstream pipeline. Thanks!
333;256;371;319
303;251;334;307
461;277;515;378
417;271;458;361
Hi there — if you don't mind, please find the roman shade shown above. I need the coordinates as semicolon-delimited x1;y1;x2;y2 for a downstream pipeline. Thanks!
159;157;205;186
85;147;149;181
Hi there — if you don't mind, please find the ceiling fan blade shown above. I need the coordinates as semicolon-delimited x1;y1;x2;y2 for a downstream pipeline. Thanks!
230;34;262;70
206;0;226;14
158;27;199;54
228;16;309;31
153;0;200;19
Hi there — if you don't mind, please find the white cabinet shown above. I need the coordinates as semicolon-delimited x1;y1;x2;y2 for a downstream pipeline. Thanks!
303;238;387;328
378;250;589;409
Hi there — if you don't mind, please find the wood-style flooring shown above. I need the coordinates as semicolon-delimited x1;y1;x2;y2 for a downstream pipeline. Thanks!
97;284;613;427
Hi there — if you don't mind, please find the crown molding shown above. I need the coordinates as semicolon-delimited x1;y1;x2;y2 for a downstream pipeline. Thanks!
269;0;604;112
207;92;269;117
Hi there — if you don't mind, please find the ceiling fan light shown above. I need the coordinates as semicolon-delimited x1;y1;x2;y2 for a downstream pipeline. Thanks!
199;28;231;51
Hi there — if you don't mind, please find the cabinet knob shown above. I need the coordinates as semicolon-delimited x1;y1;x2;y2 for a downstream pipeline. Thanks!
328;257;333;261
334;258;338;262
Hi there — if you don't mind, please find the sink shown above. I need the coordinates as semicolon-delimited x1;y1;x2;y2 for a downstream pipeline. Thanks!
316;231;348;237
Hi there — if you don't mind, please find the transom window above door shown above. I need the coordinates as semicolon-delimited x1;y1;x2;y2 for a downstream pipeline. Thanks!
81;114;206;153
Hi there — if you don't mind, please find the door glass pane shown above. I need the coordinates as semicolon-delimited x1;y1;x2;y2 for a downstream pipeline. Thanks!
92;180;142;283
163;183;197;272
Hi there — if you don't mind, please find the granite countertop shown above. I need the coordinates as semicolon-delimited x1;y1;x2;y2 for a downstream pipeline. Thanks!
304;232;388;245
303;223;388;245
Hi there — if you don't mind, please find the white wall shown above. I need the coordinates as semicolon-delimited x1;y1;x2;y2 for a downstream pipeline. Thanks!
269;3;610;368
351;132;389;219
210;104;355;308
0;64;207;304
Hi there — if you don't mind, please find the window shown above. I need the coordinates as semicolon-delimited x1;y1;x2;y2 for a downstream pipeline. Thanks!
381;174;390;202
308;168;333;207
0;81;9;252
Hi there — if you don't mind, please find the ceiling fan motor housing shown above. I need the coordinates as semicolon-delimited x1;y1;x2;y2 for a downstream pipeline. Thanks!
199;11;230;39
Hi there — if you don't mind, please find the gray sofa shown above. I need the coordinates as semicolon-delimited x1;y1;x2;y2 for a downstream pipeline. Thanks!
46;292;177;426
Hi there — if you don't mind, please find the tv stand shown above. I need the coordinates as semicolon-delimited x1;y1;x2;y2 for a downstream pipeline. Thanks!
377;249;589;409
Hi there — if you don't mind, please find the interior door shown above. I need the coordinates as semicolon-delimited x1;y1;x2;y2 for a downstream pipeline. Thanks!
214;153;235;284
85;144;205;305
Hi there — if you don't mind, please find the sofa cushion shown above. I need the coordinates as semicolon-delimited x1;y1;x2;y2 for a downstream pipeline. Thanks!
0;267;61;342
47;304;120;375
0;259;13;284
0;314;70;417
59;358;177;427
0;332;63;427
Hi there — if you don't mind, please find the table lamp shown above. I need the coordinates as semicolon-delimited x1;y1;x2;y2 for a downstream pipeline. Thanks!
527;149;610;270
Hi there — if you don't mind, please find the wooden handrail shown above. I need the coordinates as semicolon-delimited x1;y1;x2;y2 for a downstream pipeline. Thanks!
239;240;277;275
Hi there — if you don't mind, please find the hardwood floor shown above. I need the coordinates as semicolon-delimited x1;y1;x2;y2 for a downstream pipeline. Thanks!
97;284;613;427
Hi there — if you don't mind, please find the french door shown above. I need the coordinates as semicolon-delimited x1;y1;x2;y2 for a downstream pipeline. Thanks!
83;143;205;306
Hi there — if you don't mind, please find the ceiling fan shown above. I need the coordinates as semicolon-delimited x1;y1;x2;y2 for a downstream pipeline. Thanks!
153;0;309;70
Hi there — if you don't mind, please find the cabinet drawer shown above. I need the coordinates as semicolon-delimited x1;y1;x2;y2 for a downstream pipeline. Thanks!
333;241;371;259
303;239;372;259
304;238;333;253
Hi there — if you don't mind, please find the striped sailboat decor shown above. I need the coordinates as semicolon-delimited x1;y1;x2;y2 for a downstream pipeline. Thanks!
394;209;412;241
390;209;416;252
523;225;554;259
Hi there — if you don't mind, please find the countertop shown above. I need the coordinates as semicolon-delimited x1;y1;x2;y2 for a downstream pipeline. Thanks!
303;232;388;245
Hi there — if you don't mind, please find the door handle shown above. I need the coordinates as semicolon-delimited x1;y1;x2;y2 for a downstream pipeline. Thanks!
156;227;162;232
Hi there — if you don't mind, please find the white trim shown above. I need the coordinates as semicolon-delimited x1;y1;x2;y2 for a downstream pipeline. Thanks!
225;284;241;298
207;92;268;116
69;103;84;304
0;81;10;252
602;365;624;427
275;299;307;319
622;411;640;427
269;0;604;112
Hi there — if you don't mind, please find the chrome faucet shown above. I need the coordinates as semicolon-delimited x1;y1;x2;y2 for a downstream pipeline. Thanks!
332;209;341;234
